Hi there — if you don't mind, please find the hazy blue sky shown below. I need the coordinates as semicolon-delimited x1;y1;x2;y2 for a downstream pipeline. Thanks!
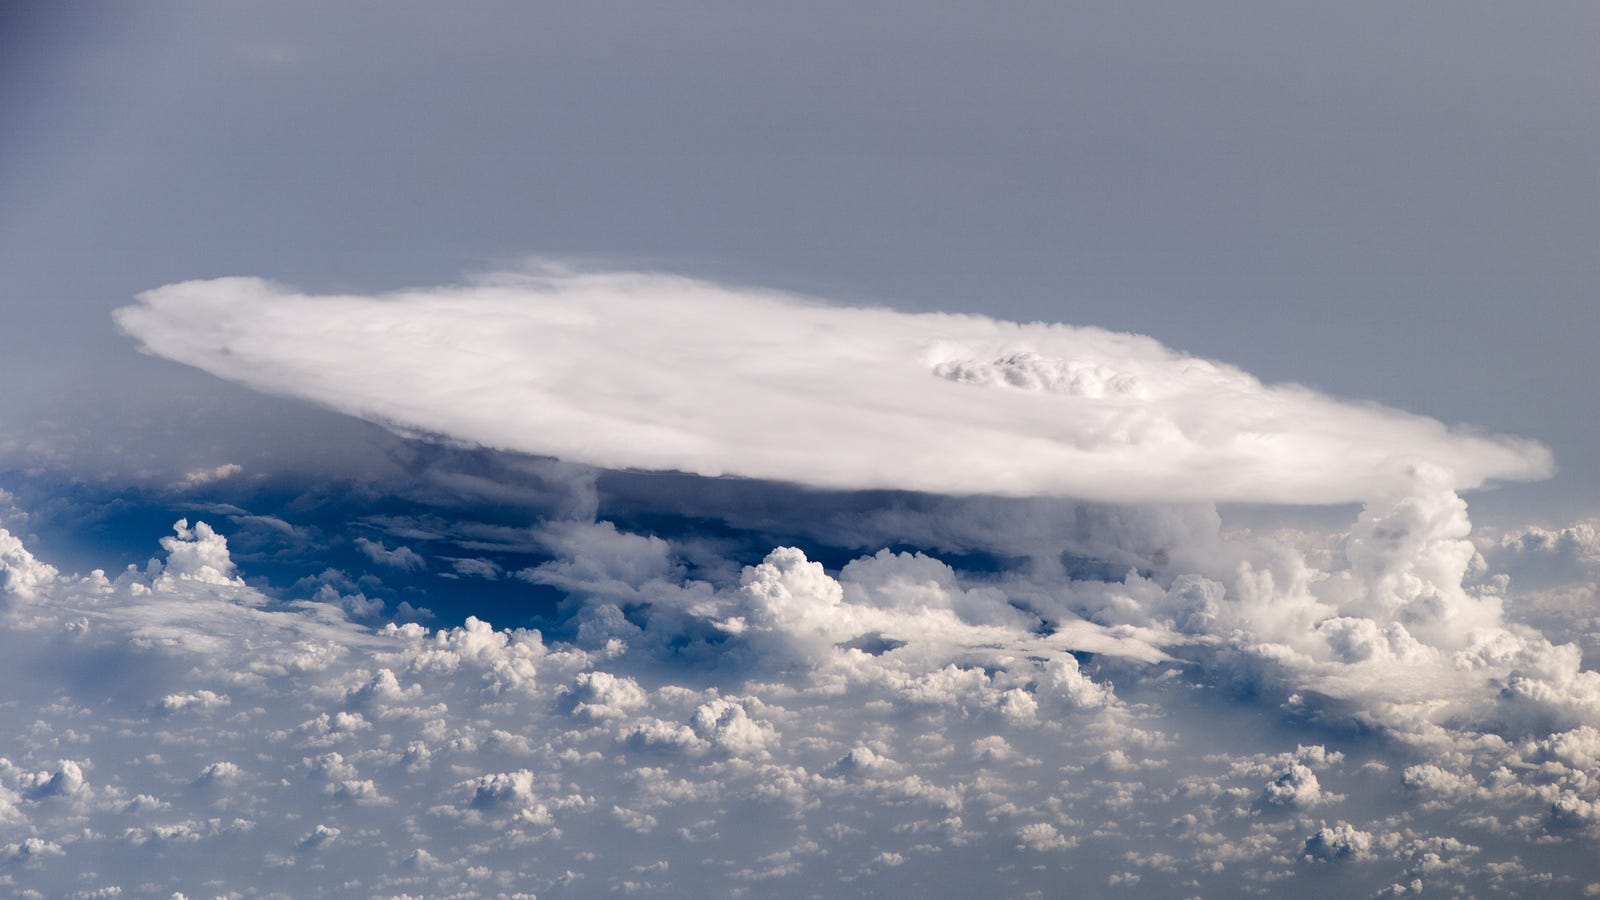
2;1;1595;520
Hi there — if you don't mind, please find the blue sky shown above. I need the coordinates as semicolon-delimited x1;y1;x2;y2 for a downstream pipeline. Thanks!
2;4;1599;897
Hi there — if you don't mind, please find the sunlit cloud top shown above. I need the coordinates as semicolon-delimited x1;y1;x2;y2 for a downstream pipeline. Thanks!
115;268;1551;505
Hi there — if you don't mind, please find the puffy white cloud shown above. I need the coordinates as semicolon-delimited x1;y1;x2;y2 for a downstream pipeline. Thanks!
156;690;230;715
155;519;243;588
0;525;58;602
1303;822;1375;862
23;760;87;800
718;546;850;656
1401;765;1478;803
827;746;900;778
376;615;554;696
114;269;1549;505
1260;763;1328;810
566;671;648;721
1;492;1598;896
1016;821;1073;851
194;760;242;785
1483;520;1600;586
296;823;341;849
1474;519;1600;655
2;837;64;865
690;698;776;757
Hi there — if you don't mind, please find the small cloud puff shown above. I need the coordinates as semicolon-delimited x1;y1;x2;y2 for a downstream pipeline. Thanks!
1260;763;1328;809
354;537;426;572
1302;822;1375;862
157;519;244;588
173;463;243;489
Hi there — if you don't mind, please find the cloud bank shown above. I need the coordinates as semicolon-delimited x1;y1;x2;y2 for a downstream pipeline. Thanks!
5;496;1600;896
114;269;1550;504
59;267;1592;895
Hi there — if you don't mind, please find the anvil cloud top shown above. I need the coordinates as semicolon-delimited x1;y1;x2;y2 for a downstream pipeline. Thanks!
117;268;1550;505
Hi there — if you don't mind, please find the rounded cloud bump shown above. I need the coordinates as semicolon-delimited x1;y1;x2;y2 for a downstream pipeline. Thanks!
114;269;1551;504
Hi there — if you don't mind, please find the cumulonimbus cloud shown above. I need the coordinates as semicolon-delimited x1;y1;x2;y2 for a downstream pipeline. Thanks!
114;268;1551;504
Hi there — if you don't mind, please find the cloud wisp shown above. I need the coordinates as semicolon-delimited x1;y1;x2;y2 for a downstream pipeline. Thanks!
114;268;1550;505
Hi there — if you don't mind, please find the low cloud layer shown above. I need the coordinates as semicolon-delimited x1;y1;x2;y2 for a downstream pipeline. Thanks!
5;488;1600;896
114;269;1550;505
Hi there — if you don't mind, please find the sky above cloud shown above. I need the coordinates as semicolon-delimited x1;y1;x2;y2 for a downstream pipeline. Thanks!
3;2;1598;897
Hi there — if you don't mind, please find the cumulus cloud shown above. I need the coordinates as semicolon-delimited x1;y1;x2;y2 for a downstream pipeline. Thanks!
0;525;57;601
1261;762;1328;809
1303;822;1375;862
156;519;244;587
113;268;1549;505
0;509;1598;897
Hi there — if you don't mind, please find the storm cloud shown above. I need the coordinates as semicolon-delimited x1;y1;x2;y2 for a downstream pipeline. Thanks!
116;268;1550;505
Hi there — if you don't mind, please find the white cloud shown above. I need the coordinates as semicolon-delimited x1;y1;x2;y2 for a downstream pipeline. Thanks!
1302;822;1375;862
566;671;648;720
114;269;1549;505
0;525;58;602
156;519;243;588
2;489;1599;895
156;690;230;715
23;760;87;800
296;823;341;849
173;463;243;489
3;837;64;865
1260;762;1330;809
1017;821;1072;851
354;537;426;571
